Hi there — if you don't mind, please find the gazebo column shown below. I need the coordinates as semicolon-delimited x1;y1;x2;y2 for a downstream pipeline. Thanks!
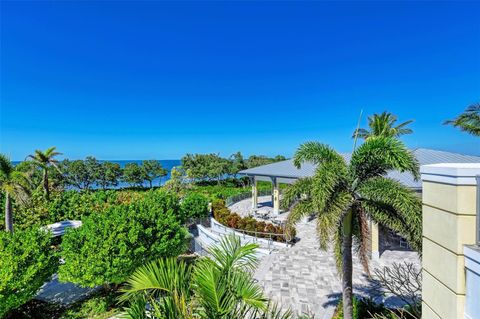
251;177;258;210
371;221;380;260
271;177;280;216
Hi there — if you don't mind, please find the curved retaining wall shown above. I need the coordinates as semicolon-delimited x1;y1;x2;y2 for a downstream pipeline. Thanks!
196;224;270;256
210;217;290;250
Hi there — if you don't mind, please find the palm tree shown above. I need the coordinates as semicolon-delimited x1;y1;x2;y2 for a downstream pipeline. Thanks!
27;147;62;200
0;155;31;232
353;112;413;140
119;235;291;319
444;103;480;136
282;137;422;319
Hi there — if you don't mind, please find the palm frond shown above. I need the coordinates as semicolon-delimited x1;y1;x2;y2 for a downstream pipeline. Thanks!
444;103;480;136
352;128;370;139
350;137;419;182
315;189;350;250
119;258;191;303
251;301;293;319
44;146;62;158
293;141;345;168
281;177;313;210
207;234;259;273
193;258;228;317
10;171;32;205
229;270;267;311
358;177;422;251
356;112;414;140
0;154;14;181
118;296;150;319
287;200;315;227
352;208;370;274
333;224;343;274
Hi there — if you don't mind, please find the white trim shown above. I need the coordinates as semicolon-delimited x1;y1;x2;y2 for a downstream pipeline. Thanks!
464;245;480;275
420;163;480;185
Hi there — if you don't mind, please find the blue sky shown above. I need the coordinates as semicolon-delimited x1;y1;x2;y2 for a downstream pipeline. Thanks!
1;1;479;161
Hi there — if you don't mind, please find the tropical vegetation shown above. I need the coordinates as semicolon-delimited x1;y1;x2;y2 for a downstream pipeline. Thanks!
353;111;413;140
119;235;292;319
213;200;295;242
444;102;480;136
0;154;31;232
0;112;430;319
181;152;285;184
282;136;422;319
27;147;62;201
58;190;189;288
0;227;57;317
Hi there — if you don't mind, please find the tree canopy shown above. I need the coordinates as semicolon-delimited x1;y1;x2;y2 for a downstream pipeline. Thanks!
58;190;189;287
181;152;287;184
0;227;57;317
353;111;414;140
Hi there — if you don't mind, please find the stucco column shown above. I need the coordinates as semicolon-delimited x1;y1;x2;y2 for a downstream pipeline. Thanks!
420;163;480;319
251;177;258;210
272;177;280;216
371;221;380;260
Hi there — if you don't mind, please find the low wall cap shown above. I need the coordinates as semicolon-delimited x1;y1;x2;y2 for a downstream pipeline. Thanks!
420;163;480;185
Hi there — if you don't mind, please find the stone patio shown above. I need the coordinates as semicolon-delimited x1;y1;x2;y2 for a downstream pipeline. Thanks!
229;196;421;319
229;194;289;222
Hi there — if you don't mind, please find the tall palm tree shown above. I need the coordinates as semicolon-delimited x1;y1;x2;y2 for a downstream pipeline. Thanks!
119;236;291;319
444;103;480;136
0;155;31;232
353;112;413;140
282;137;422;319
27;147;62;200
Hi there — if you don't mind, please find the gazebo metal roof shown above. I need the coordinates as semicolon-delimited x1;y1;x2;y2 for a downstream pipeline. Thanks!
239;148;480;189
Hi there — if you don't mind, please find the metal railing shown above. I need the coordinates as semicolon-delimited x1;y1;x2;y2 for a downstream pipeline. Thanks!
213;220;292;244
225;189;272;206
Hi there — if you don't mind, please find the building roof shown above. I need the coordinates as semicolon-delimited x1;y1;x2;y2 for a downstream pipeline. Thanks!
239;148;480;189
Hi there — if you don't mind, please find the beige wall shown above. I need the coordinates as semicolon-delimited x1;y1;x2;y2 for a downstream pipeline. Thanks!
421;165;479;319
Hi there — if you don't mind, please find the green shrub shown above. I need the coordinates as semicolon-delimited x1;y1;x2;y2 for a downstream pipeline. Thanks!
333;296;387;319
60;292;118;319
58;190;188;287
0;227;57;317
180;192;209;220
212;200;295;242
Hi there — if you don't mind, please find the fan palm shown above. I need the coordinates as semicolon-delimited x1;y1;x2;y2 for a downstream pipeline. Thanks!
27;147;62;200
353;112;413;140
282;137;422;319
444;103;480;136
0;155;31;232
119;235;291;319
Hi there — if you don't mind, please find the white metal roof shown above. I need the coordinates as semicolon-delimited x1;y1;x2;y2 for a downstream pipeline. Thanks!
239;148;480;189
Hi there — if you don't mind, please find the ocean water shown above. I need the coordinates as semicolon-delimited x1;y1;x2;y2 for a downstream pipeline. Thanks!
13;159;182;189
107;159;181;188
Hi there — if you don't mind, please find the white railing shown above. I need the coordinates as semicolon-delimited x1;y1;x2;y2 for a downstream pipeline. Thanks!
210;218;290;250
196;224;271;256
225;189;272;206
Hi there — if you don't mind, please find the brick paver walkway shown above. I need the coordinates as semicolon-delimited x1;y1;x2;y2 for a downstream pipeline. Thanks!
254;220;420;319
229;197;420;319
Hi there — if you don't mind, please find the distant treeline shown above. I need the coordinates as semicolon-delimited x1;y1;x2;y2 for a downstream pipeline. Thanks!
13;152;286;191
181;152;286;184
15;158;167;190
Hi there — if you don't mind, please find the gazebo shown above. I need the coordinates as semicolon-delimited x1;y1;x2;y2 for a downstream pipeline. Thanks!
240;148;480;259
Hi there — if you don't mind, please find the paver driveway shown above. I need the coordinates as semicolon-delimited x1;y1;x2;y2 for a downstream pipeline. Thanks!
253;219;420;319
